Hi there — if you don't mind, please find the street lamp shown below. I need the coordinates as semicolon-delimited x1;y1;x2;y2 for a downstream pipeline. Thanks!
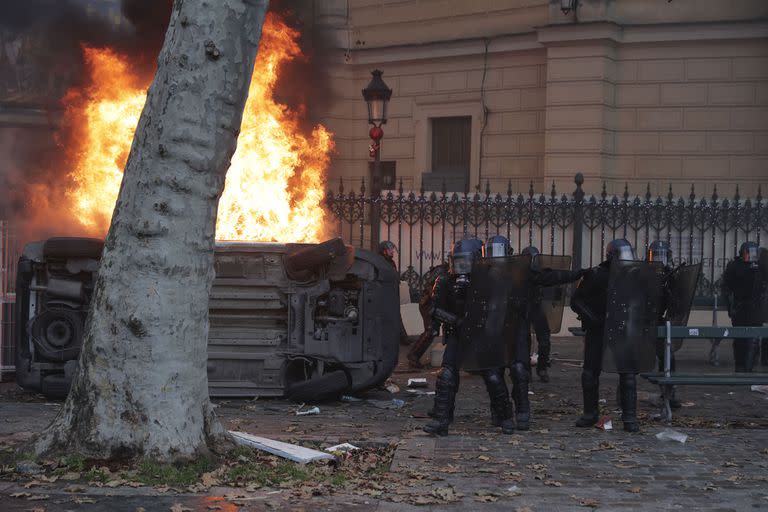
361;69;392;250
560;0;577;14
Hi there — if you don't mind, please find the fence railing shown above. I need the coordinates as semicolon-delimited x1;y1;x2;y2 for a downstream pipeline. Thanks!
325;173;768;305
0;220;20;378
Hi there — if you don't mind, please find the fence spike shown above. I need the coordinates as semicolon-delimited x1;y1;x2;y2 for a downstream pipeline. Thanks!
623;182;629;201
758;185;763;202
339;177;344;195
507;180;513;198
529;180;534;198
551;180;556;198
419;178;425;196
398;177;404;196
645;183;651;202
601;181;607;200
441;178;447;196
712;184;718;202
667;183;673;202
690;183;695;202
734;184;740;203
485;180;491;196
360;177;366;197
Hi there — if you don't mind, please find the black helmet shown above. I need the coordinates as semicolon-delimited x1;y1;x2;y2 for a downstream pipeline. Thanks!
450;238;484;275
606;239;635;262
647;240;672;267
739;241;759;266
487;235;510;258
521;246;540;259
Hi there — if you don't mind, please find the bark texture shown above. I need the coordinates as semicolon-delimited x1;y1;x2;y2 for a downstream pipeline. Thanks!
36;0;269;461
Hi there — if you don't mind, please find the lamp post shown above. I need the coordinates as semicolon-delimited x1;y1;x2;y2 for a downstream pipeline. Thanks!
560;0;577;14
361;69;392;250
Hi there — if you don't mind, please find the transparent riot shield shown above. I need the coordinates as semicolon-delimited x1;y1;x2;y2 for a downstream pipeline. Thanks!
533;254;573;334
460;255;530;371
602;260;664;373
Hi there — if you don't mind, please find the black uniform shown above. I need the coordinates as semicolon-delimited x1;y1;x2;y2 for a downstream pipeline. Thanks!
424;271;516;436
722;256;763;372
571;260;640;432
509;266;586;430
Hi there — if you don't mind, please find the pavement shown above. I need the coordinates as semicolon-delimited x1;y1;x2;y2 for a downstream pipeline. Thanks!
1;336;767;511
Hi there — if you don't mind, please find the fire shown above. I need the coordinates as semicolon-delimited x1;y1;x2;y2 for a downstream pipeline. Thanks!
62;13;333;242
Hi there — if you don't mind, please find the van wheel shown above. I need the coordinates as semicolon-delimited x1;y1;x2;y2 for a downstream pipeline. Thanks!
285;369;350;402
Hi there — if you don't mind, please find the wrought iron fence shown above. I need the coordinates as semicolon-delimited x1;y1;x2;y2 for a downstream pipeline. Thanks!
0;220;20;379
325;173;768;306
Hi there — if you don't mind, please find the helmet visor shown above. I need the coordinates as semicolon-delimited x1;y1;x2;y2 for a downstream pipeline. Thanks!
648;247;671;266
451;252;475;274
488;242;508;258
743;246;759;262
612;245;635;261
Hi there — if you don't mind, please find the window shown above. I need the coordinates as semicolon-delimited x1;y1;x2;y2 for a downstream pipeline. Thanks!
424;116;471;193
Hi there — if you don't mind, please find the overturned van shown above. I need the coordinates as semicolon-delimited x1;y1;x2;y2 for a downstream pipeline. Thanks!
15;237;400;401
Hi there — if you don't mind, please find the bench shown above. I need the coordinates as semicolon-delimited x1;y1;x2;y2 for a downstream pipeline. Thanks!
568;324;768;421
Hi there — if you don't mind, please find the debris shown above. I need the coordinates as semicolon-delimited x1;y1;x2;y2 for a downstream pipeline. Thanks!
72;497;97;504
229;431;335;464
507;485;521;495
598;399;607;404
655;429;688;444
170;505;193;512
681;401;695;407
385;381;400;394
572;495;600;508
295;406;320;416
341;395;362;402
325;443;359;453
15;462;42;475
406;389;435;396
367;398;405;409
751;385;768;395
10;492;32;498
408;378;428;388
595;416;613;431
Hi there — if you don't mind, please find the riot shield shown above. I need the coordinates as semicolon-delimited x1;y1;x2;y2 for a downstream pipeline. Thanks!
666;262;702;326
460;255;530;371
533;254;573;334
602;260;664;373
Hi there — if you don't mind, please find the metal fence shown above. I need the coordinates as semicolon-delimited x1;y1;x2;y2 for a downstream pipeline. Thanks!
325;173;768;305
0;220;20;379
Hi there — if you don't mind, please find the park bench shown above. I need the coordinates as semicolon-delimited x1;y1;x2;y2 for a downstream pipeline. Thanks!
567;324;768;421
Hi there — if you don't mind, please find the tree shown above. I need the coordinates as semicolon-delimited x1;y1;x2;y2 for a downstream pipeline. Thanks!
35;0;269;462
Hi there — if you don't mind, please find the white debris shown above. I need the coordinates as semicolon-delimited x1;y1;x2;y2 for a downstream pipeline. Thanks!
655;429;688;444
325;443;359;453
229;431;335;464
407;378;428;388
296;406;320;416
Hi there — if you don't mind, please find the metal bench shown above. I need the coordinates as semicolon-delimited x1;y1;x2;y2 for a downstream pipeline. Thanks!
568;323;768;421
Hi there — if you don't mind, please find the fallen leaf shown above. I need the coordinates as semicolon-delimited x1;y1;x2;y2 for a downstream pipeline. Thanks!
617;478;631;484
61;472;81;481
544;480;562;487
10;492;32;498
478;455;490;461
207;506;222;511
105;479;126;488
571;495;600;508
136;508;146;512
515;507;533;512
628;487;641;494
27;495;50;501
170;505;193;512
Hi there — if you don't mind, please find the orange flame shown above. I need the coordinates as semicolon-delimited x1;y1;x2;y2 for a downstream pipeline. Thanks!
62;13;333;242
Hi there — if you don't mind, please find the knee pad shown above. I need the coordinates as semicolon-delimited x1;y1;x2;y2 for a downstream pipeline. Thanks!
438;366;456;384
483;368;504;386
511;362;528;380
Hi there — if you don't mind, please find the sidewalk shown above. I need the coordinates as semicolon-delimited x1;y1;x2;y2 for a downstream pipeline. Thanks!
1;337;767;511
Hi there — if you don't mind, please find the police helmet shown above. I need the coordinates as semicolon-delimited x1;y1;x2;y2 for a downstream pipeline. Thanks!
606;239;635;262
450;238;484;275
521;246;540;259
647;240;672;267
739;241;759;265
487;235;511;258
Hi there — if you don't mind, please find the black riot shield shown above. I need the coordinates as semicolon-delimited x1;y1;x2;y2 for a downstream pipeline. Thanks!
666;262;702;326
602;260;664;373
760;249;768;323
533;254;572;334
460;255;530;371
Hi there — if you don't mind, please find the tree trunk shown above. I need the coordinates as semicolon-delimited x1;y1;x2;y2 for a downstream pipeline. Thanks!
35;0;269;462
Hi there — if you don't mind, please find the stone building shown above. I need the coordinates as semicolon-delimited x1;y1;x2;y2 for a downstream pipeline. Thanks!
312;0;768;197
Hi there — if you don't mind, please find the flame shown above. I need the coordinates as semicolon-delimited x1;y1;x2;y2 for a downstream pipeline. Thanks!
62;13;333;242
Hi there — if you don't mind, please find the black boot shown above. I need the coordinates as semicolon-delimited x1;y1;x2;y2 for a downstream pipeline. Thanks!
483;369;514;434
511;362;531;431
619;373;639;433
575;370;600;427
407;331;434;368
424;367;457;436
536;334;551;383
536;366;549;383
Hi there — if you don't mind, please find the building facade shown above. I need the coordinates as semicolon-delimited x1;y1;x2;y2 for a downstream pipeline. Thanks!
313;0;768;197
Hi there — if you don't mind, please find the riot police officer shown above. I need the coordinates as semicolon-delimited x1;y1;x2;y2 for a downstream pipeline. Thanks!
407;261;449;368
647;240;681;408
423;238;516;436
722;242;765;372
489;237;586;430
521;246;554;382
571;239;641;432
